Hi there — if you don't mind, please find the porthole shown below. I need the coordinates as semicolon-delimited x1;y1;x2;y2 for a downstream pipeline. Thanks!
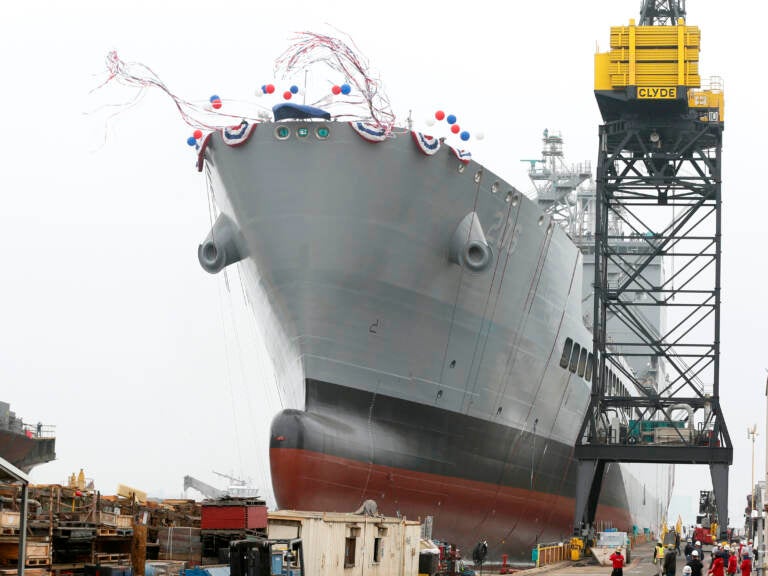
315;126;330;139
569;344;580;373
297;127;309;138
275;126;291;140
560;337;573;369
577;348;587;377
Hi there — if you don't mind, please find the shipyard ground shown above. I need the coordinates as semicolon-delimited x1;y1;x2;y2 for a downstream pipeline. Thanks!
515;542;698;576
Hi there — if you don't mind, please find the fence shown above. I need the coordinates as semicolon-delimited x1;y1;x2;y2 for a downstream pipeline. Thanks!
534;542;572;568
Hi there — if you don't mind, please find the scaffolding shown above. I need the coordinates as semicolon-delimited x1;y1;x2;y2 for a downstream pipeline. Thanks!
574;0;732;540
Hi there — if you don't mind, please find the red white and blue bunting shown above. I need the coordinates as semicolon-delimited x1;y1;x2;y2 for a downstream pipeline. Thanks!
449;146;472;165
349;121;388;143
411;131;441;156
222;120;257;147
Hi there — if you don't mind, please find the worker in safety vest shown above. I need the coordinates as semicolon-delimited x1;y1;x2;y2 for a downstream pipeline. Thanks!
656;541;667;576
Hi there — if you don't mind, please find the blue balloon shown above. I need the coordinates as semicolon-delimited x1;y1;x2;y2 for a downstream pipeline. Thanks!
446;114;457;125
261;85;267;94
209;94;220;103
187;136;197;146
340;83;351;95
460;131;470;141
290;85;299;94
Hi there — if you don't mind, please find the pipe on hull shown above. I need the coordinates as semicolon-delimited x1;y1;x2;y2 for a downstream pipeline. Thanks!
449;211;493;272
198;213;247;274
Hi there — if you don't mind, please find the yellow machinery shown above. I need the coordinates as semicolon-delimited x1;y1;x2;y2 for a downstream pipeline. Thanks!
594;17;723;123
570;537;584;561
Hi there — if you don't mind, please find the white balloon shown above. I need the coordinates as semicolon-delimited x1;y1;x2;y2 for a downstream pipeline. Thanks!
425;118;435;127
475;132;485;141
254;89;263;98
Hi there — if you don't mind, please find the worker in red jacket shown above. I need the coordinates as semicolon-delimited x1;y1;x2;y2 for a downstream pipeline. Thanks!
740;554;752;576
708;554;725;576
727;551;737;576
610;548;625;576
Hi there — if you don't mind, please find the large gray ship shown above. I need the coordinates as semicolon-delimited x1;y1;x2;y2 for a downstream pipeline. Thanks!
102;32;674;560
193;115;673;558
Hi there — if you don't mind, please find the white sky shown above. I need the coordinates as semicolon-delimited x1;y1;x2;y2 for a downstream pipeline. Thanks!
2;0;766;530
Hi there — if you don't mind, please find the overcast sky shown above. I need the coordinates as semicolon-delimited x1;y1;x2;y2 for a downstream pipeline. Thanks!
2;0;766;530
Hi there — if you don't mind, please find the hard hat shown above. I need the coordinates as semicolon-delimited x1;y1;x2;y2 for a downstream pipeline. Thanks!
692;551;699;556
668;544;674;549
696;541;701;546
683;566;693;575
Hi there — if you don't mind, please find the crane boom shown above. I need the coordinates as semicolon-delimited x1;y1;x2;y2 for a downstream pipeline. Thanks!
183;475;225;499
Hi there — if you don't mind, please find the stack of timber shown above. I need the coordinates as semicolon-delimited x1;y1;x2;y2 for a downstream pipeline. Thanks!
0;485;52;571
0;477;268;575
0;539;52;569
0;480;141;574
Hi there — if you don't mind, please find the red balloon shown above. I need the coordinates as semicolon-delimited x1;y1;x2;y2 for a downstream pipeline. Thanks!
266;84;275;94
332;85;341;95
283;91;292;100
450;124;460;134
193;129;203;140
212;99;222;110
435;110;446;121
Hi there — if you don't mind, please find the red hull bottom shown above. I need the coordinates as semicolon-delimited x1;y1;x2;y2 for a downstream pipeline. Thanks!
271;447;632;559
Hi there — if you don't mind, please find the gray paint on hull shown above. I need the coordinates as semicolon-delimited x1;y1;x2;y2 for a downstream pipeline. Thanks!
202;121;671;534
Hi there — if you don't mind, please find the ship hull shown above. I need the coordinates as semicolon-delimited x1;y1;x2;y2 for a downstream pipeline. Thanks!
0;430;55;472
0;401;56;473
200;121;671;560
270;379;632;555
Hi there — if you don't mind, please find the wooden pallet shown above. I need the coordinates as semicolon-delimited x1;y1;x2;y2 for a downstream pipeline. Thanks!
25;558;49;567
0;529;18;537
97;527;133;537
93;553;130;563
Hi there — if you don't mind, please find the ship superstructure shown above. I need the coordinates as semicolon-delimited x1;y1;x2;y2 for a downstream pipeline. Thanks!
526;131;665;391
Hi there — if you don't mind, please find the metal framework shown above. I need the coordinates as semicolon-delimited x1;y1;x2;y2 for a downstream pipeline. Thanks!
573;112;732;537
0;456;30;576
640;0;686;25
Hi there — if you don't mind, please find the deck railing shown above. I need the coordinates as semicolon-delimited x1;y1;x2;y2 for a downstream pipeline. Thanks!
535;541;572;567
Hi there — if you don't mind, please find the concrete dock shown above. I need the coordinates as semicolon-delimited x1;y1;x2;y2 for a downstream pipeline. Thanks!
515;542;687;576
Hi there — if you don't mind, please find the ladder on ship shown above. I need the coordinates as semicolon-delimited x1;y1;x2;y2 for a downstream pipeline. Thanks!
573;0;732;540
